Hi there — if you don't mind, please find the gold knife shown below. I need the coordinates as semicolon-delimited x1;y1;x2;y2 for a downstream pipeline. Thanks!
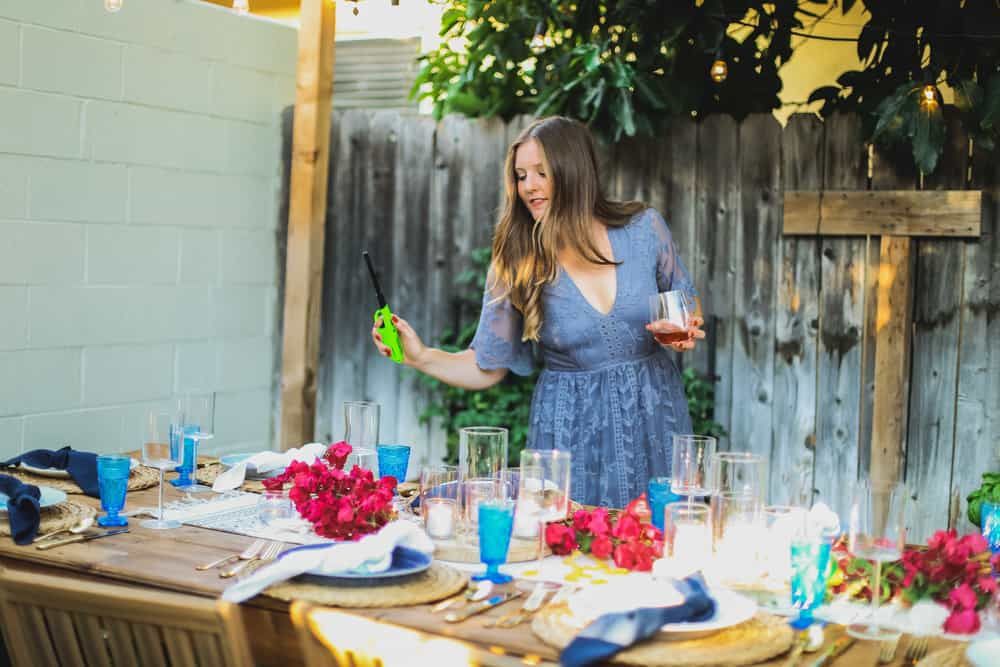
37;528;129;550
804;636;855;667
444;591;523;623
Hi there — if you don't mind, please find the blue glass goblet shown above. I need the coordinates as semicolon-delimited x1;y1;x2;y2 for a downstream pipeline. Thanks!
473;498;515;584
982;502;1000;555
790;537;832;628
376;444;411;483
647;476;683;531
96;455;130;527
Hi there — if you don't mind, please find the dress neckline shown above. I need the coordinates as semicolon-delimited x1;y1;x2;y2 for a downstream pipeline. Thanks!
558;225;622;318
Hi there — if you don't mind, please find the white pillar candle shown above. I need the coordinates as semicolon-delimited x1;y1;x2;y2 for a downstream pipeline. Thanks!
670;522;713;576
424;497;457;539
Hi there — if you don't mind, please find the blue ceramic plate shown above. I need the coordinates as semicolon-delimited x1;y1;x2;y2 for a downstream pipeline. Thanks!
0;486;68;512
279;543;432;581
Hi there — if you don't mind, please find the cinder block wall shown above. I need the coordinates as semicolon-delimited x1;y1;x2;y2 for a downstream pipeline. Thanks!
0;0;296;457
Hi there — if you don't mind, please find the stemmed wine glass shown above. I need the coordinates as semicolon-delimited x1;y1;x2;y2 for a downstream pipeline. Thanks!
517;449;572;590
846;478;908;641
142;410;186;530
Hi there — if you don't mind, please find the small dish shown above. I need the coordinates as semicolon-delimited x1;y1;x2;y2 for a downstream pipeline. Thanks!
0;486;68;511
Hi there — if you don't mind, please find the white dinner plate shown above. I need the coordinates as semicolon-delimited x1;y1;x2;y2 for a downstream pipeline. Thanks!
19;458;139;479
966;639;1000;667
0;486;68;511
567;578;758;639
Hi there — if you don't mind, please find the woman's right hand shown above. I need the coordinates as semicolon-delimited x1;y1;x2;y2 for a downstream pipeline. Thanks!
372;313;427;368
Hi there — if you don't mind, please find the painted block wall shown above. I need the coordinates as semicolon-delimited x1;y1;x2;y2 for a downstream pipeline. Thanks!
0;0;296;458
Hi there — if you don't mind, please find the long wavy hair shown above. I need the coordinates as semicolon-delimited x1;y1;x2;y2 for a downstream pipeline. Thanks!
491;116;644;341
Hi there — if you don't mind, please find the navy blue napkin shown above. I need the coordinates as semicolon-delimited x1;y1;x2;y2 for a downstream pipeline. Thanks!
0;474;42;545
3;447;99;497
560;573;717;667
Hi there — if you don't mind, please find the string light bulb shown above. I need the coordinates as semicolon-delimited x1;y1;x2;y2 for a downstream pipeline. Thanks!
530;21;546;55
104;0;122;13
920;83;939;111
709;58;728;83
232;0;249;15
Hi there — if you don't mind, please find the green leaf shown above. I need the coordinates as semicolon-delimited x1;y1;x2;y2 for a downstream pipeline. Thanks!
912;103;945;175
953;79;983;113
613;88;636;138
439;8;464;36
872;83;915;141
982;73;1000;131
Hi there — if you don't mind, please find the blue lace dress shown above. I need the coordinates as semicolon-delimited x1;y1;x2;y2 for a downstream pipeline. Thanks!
470;208;697;507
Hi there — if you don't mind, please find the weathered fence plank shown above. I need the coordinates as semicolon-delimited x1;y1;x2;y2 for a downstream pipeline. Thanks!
393;116;437;467
906;115;969;540
815;113;867;520
695;115;740;446
771;114;823;505
952;144;1000;532
730;114;781;460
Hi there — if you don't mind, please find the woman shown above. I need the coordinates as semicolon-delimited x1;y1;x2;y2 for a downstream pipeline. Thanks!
372;116;704;507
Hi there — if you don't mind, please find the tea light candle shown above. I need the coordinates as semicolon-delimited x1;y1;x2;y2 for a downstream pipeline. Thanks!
670;522;713;576
424;497;457;539
513;497;541;538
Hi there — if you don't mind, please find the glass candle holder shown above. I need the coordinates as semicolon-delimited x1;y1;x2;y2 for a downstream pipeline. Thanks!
420;464;459;540
257;489;299;530
664;502;712;577
712;492;764;586
96;455;130;527
711;451;767;501
760;505;807;587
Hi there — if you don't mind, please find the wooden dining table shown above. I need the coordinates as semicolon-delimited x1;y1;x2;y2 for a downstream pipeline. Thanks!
0;473;962;667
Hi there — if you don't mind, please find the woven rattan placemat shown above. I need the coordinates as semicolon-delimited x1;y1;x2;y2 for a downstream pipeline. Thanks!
531;605;794;666
263;562;468;608
4;464;160;494
917;646;971;667
0;501;97;539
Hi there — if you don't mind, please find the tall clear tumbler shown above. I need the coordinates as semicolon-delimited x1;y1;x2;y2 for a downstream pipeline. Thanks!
671;435;717;499
458;427;508;537
344;401;379;471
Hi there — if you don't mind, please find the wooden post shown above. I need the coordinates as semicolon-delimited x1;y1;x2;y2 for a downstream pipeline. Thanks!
279;0;336;450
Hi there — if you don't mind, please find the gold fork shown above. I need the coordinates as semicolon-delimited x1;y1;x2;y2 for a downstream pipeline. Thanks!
238;541;284;578
904;635;929;664
221;541;274;578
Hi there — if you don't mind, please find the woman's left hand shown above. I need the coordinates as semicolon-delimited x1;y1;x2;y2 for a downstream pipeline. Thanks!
646;316;705;352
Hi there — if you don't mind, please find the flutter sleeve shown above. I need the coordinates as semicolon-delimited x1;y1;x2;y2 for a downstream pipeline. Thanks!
649;209;698;299
469;267;535;376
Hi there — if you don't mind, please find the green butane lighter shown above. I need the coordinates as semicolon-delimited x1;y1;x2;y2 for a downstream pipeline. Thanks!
363;251;404;364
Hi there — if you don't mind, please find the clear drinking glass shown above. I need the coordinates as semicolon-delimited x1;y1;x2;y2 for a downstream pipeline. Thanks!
420;464;459;540
171;393;215;493
648;290;695;345
344;401;379;448
141;411;185;530
96;455;130;527
257;489;298;530
711;451;767;501
760;504;807;586
517;449;572;589
671;434;716;498
846;479;908;641
459;426;508;481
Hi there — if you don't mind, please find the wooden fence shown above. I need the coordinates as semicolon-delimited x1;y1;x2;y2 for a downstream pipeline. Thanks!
278;109;999;541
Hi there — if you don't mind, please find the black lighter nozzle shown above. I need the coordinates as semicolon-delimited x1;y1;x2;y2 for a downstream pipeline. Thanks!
362;251;387;309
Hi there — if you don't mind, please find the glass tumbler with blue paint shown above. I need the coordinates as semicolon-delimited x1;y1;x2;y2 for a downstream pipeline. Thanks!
473;498;516;584
982;501;1000;555
647;476;682;531
790;537;832;627
96;455;130;527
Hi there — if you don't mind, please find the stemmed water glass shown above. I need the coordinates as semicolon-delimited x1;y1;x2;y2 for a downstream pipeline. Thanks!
171;394;215;493
141;411;186;530
846;478;908;641
517;449;571;589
